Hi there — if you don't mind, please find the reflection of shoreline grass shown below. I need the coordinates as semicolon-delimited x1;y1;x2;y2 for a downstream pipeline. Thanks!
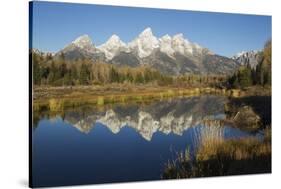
163;127;271;179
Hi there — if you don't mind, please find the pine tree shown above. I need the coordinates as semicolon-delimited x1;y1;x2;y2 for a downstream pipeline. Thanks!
237;66;252;88
110;67;119;83
79;63;90;85
32;52;42;85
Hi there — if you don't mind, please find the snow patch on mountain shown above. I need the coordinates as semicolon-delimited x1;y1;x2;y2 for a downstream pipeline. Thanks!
159;34;175;57
172;33;194;55
72;34;93;49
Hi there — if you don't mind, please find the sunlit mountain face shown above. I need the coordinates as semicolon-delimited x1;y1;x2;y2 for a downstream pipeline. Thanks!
51;28;239;75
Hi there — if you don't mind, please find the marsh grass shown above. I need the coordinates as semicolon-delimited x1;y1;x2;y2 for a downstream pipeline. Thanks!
32;84;249;115
194;125;225;161
163;126;271;179
33;85;244;112
49;99;64;111
97;96;104;106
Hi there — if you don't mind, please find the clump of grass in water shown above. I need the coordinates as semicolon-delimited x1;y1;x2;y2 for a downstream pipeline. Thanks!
49;98;64;111
164;90;175;97
194;88;200;94
178;90;184;96
194;125;225;160
97;96;104;106
193;125;225;146
119;95;128;103
107;95;115;103
135;95;143;101
231;89;241;97
159;92;164;100
33;103;40;111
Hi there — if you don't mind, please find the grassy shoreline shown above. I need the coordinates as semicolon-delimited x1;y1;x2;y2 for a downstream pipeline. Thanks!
162;132;271;179
33;84;271;112
33;84;258;112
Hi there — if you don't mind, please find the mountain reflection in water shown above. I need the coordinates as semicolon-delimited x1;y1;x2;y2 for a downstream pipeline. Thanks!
36;96;227;141
32;95;254;187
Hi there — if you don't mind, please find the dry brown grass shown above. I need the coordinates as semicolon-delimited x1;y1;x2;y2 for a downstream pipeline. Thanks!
198;137;271;161
162;127;271;179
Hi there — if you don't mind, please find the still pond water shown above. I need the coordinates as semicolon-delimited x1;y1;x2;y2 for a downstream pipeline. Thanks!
32;95;257;187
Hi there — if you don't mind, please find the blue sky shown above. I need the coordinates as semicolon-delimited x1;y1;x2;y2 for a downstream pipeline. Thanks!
31;1;271;57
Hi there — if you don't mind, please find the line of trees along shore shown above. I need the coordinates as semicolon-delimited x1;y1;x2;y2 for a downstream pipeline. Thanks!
228;40;271;88
31;53;225;87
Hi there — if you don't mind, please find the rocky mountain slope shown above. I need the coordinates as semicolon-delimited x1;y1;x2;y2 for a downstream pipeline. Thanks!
232;50;262;69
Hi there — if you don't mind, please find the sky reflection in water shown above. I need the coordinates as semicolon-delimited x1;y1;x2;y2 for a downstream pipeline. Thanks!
32;96;254;187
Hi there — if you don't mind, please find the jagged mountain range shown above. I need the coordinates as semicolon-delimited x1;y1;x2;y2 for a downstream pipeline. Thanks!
53;27;240;75
34;27;261;75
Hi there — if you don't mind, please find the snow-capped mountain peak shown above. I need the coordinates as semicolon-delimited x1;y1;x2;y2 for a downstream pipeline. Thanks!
161;34;172;40
107;34;123;44
72;34;93;49
97;34;127;60
128;27;159;58
173;33;184;40
139;27;153;37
